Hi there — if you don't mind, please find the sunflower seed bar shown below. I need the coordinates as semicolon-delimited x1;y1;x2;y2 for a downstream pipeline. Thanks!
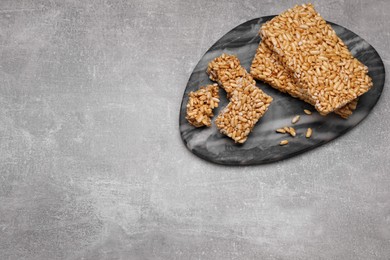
260;3;372;115
207;54;273;143
250;41;358;118
186;84;220;127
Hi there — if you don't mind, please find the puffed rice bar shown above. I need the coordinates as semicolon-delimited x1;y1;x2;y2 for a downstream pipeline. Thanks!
250;41;358;118
261;3;372;115
186;84;220;127
207;54;273;143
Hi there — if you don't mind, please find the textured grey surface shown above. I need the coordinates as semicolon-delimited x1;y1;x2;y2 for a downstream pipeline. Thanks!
0;0;389;259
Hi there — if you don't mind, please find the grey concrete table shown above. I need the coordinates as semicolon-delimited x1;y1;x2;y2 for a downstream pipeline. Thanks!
0;0;389;259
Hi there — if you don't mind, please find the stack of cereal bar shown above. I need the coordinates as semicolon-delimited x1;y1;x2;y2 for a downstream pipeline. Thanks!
250;3;372;118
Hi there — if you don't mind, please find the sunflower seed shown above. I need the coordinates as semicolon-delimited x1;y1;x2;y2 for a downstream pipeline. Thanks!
289;127;296;137
280;140;289;145
292;115;300;124
306;128;312;138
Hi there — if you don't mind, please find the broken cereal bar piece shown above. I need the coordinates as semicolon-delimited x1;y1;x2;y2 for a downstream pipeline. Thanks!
207;54;273;143
207;54;255;97
215;86;272;143
186;84;220;127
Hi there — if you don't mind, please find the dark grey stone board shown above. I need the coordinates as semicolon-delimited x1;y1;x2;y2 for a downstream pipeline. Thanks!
179;16;385;165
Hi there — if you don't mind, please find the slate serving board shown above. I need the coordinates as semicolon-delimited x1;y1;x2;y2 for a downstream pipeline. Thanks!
179;16;385;165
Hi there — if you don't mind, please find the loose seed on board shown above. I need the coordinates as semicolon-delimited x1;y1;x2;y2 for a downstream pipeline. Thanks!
306;128;313;138
276;128;286;134
292;115;300;124
280;140;289;146
304;109;312;115
289;127;296;137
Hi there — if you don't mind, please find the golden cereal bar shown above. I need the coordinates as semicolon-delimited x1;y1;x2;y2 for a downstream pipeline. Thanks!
261;3;372;115
207;54;254;96
250;41;358;118
186;84;220;127
215;86;272;143
207;54;273;143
